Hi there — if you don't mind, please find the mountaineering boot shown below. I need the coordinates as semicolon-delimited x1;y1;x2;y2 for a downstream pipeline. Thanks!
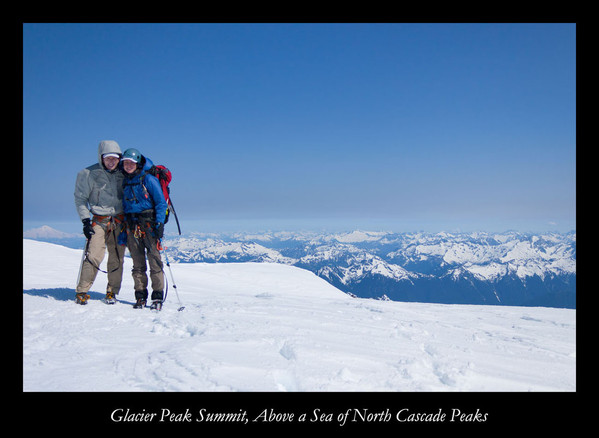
75;292;90;305
104;291;117;304
150;290;163;311
150;300;162;311
133;289;148;309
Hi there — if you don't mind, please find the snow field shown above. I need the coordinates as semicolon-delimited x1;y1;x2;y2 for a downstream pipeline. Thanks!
23;239;575;391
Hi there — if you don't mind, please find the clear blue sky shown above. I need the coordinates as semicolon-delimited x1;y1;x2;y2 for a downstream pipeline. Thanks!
23;23;576;234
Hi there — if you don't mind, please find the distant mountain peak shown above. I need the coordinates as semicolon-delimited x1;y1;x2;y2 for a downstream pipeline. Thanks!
333;230;390;243
23;225;78;239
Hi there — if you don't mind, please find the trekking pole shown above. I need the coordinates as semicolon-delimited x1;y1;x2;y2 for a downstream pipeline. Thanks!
76;238;91;287
159;239;185;311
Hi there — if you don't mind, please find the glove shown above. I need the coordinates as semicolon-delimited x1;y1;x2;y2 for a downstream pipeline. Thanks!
154;222;164;239
82;218;94;240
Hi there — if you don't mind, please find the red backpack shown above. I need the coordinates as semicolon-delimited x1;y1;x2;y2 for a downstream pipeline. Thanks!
148;165;172;204
144;164;181;234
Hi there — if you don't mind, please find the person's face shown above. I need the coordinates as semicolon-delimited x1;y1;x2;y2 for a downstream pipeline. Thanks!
122;159;138;174
103;155;120;171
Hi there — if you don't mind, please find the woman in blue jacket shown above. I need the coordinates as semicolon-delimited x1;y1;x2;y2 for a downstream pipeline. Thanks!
121;148;168;310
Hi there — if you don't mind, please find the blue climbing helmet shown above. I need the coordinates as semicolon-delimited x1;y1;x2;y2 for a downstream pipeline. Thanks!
122;148;143;164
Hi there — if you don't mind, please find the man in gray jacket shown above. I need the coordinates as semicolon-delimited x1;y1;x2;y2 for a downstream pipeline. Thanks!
74;140;127;305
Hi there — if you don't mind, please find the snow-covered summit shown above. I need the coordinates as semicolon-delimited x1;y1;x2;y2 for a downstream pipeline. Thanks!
23;239;575;392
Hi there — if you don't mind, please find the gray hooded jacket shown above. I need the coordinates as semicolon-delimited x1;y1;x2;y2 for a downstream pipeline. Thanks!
74;140;125;221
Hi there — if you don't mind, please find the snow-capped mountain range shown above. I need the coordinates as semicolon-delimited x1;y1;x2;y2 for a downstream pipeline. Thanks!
24;226;576;308
160;229;576;309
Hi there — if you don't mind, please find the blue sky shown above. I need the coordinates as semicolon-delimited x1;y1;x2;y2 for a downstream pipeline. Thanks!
23;23;576;234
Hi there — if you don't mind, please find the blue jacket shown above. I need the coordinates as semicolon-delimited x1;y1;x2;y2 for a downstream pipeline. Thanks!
122;156;168;224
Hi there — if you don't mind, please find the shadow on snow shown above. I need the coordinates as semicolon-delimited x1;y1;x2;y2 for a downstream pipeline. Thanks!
23;288;135;305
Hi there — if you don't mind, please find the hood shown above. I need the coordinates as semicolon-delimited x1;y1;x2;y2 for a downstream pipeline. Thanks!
97;140;122;166
141;156;154;172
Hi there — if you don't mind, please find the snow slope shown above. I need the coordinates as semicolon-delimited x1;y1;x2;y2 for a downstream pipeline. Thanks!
22;239;576;392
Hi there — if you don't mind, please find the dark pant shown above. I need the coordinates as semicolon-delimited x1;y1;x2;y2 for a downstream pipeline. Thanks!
126;217;164;300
